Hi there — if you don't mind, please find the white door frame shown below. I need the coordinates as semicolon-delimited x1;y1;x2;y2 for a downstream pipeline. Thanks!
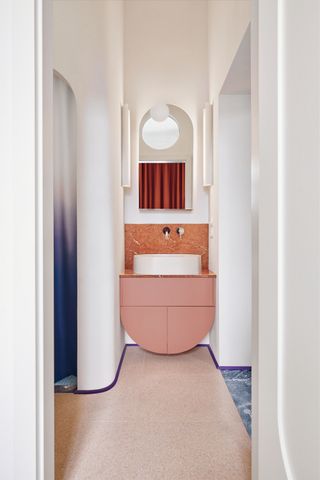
0;1;54;478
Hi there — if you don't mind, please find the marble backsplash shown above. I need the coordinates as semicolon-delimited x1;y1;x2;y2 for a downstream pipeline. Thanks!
125;224;209;270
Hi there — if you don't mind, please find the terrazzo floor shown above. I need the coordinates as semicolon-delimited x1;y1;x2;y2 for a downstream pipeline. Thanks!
55;358;252;435
55;346;251;480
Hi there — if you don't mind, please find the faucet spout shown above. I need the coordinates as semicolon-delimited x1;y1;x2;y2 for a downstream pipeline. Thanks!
162;226;171;240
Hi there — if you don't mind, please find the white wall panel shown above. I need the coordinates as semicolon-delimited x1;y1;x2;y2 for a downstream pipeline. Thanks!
218;94;251;366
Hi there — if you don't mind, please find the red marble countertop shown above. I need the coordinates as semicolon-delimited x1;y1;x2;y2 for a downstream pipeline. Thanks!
120;270;216;278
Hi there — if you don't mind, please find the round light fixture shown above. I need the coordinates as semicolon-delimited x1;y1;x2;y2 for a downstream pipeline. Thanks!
150;103;169;122
142;116;180;150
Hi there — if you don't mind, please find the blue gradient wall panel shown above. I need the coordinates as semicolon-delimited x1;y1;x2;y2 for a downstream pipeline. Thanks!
54;73;77;382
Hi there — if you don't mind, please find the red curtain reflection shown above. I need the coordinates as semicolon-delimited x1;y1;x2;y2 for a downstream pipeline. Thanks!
139;162;185;209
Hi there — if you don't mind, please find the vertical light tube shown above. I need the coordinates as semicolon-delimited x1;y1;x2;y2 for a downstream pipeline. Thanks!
122;104;131;187
203;102;213;186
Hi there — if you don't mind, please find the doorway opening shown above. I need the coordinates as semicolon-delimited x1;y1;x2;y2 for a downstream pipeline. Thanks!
216;25;252;435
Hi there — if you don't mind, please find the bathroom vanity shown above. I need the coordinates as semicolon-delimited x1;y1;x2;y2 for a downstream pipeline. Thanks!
120;271;216;354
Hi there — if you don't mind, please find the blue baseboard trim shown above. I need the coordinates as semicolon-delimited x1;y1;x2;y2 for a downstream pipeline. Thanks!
74;343;250;395
75;345;128;395
198;344;251;371
197;344;219;369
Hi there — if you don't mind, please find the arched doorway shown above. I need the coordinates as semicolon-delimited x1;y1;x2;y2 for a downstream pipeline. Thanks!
53;71;77;389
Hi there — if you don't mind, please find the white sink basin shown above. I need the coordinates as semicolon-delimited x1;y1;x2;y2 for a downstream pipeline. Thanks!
133;254;201;275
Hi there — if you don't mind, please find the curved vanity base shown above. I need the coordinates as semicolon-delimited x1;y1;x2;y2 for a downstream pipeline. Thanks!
168;306;214;354
121;306;167;354
121;306;214;354
120;276;216;355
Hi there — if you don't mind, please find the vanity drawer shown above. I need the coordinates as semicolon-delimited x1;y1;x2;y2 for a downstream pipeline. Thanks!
120;277;215;307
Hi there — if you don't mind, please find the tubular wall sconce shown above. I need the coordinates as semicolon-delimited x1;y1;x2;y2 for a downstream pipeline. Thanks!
121;104;131;187
203;102;214;186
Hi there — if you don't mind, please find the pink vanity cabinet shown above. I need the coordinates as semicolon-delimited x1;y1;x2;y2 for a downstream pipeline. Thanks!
120;276;216;354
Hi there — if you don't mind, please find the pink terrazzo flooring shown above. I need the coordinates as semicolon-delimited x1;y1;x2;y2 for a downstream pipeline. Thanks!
55;346;251;480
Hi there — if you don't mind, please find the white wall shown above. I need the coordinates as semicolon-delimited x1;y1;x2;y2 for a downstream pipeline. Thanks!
252;0;320;478
280;1;320;474
1;4;16;478
53;0;125;391
0;0;54;478
218;94;251;366
124;0;209;224
208;1;251;361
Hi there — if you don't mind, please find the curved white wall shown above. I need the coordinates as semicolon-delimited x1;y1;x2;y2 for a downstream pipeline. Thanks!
53;0;124;390
278;1;320;478
252;0;320;478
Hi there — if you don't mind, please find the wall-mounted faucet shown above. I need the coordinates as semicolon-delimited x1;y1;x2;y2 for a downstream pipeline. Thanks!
162;226;171;240
176;226;185;239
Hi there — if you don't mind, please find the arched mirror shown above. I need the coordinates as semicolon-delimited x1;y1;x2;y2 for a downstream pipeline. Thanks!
139;104;193;210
